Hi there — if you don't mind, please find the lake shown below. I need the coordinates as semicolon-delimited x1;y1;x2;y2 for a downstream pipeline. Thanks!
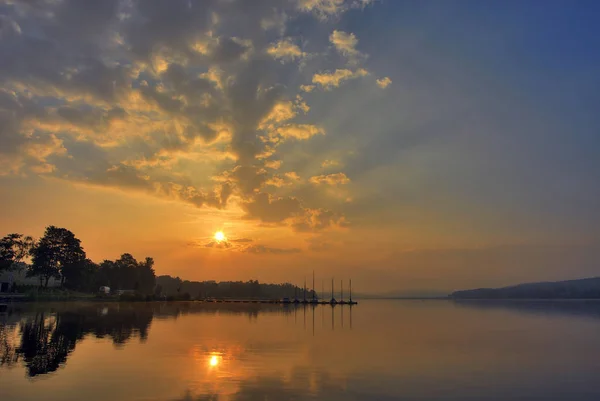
2;300;600;401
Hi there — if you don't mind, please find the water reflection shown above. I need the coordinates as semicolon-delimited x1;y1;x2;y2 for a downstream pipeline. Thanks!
3;301;600;401
171;367;350;401
0;303;354;378
293;304;354;334
453;299;600;320
2;305;153;376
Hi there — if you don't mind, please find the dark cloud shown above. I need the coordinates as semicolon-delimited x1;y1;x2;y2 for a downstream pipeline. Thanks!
242;244;301;255
124;0;217;60
0;0;374;230
242;193;304;223
292;208;349;232
195;238;299;254
205;241;232;249
57;105;126;130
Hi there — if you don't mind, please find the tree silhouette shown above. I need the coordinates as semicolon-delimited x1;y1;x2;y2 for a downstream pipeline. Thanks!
96;254;156;294
29;226;86;287
0;233;34;273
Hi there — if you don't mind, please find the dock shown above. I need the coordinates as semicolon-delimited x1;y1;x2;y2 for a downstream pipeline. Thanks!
197;299;357;305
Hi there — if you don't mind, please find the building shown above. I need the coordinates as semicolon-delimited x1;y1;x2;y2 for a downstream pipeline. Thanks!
0;268;61;292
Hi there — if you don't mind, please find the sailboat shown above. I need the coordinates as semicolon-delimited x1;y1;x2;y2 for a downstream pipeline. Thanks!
339;279;347;305
329;278;337;305
310;271;319;304
348;279;357;305
301;277;309;304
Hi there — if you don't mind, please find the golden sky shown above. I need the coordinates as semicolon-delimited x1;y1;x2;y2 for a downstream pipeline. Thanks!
1;0;599;293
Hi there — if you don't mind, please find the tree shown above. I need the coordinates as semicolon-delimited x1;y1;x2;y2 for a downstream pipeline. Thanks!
97;254;156;294
0;233;34;272
137;257;156;295
62;259;99;292
29;226;86;288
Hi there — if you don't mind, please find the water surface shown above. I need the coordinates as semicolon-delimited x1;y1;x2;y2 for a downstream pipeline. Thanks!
2;300;600;400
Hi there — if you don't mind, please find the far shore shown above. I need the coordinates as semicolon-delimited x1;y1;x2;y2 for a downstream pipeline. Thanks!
5;293;600;304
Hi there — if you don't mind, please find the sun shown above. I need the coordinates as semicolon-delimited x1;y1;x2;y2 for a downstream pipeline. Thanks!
209;355;219;367
214;231;226;242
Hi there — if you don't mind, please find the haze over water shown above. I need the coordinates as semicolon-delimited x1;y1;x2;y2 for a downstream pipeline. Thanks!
2;300;600;401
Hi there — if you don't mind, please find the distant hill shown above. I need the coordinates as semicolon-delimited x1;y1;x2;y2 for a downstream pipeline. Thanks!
451;277;600;299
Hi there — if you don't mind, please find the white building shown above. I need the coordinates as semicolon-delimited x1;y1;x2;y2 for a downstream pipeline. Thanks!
0;268;61;292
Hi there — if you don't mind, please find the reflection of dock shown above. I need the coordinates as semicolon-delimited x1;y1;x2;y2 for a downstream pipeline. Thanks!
296;302;355;334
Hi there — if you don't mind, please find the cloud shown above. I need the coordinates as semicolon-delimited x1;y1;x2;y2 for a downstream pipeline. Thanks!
217;165;269;195
205;241;232;249
330;30;363;62
266;38;306;62
284;172;302;182
312;68;369;89
309;172;350;185
297;0;374;20
265;171;302;187
194;237;300;255
376;77;392;89
297;0;346;17
190;236;253;249
241;244;301;254
230;238;253;243
242;193;304;223
274;124;324;140
321;159;341;168
0;0;390;234
306;236;334;252
0;15;21;38
258;101;299;131
264;159;283;169
241;192;347;232
292;208;349;231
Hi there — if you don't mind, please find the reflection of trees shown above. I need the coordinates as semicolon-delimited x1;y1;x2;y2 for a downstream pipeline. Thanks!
5;306;154;377
1;303;305;378
154;302;296;320
0;323;19;368
90;306;153;345
18;313;74;376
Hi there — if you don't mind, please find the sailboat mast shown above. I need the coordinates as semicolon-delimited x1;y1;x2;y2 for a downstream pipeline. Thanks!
350;279;352;301
312;271;315;300
331;278;334;299
341;280;343;302
303;277;306;301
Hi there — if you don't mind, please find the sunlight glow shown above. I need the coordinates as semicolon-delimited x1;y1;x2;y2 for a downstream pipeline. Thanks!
214;231;226;242
209;355;219;367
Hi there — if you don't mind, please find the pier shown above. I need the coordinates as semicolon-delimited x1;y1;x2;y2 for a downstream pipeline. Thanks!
195;298;357;305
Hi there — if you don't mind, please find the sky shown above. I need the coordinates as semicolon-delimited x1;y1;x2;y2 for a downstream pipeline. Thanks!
1;0;599;294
